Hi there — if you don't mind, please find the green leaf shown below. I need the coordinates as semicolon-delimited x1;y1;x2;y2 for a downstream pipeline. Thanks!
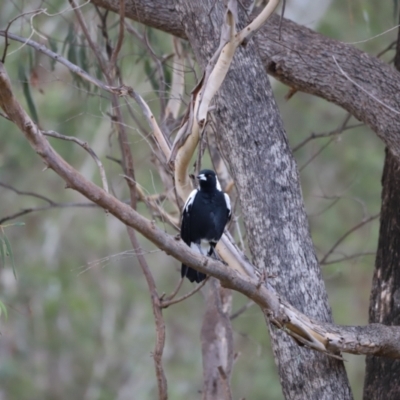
61;23;74;56
3;235;16;279
144;58;159;91
0;300;8;321
48;37;58;71
67;42;77;66
18;65;39;124
0;238;5;268
79;36;89;73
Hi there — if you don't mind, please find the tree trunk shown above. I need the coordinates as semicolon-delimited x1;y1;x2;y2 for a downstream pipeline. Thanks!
363;16;400;399
363;150;400;399
175;1;352;399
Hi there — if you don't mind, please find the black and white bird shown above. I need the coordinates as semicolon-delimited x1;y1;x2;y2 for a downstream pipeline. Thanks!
180;169;231;283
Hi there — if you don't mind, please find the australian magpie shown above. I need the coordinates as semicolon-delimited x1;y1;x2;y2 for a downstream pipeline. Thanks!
180;169;231;283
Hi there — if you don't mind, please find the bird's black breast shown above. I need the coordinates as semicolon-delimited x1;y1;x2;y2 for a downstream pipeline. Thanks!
187;190;229;243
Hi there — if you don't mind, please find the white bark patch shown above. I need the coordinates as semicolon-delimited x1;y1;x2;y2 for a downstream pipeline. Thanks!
379;277;393;322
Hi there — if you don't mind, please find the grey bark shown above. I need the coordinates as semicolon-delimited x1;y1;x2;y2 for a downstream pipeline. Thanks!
363;15;400;399
174;1;352;399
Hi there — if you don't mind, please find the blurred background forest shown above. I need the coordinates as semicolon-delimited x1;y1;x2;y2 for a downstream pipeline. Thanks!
0;0;396;399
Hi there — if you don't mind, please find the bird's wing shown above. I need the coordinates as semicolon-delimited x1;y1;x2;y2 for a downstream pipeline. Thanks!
224;192;232;220
181;189;198;245
183;189;198;213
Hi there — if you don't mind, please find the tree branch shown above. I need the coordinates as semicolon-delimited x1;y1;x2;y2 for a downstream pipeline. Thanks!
1;43;400;362
91;0;400;160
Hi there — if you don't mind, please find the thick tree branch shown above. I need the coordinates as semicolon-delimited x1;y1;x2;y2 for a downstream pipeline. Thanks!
91;0;400;159
1;61;400;361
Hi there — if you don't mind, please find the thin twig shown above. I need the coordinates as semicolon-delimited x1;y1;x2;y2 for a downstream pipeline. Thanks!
0;182;55;204
230;301;255;320
161;277;209;308
376;40;396;58
1;9;45;63
127;228;168;400
0;202;97;225
321;252;376;266
0;31;113;92
109;0;125;67
333;56;400;115
68;0;107;73
43;130;109;193
160;277;184;302
293;112;352;153
319;214;380;265
299;138;335;172
125;23;167;117
293;122;362;152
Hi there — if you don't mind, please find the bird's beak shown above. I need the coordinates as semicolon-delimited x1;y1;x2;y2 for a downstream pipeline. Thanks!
197;173;207;181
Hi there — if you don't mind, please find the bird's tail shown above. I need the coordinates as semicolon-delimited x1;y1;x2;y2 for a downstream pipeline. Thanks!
181;242;216;283
181;264;206;283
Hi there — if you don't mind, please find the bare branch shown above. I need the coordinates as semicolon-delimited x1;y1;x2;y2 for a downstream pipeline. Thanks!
160;277;184;302
321;252;376;266
0;31;114;92
126;228;168;400
0;181;55;204
0;202;97;225
292;113;362;152
161;277;208;308
165;37;185;120
43;130;109;193
230;301;255;320
319;214;380;265
109;0;125;67
68;0;107;73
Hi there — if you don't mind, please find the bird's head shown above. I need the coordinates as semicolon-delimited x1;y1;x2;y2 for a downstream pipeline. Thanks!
197;169;221;191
